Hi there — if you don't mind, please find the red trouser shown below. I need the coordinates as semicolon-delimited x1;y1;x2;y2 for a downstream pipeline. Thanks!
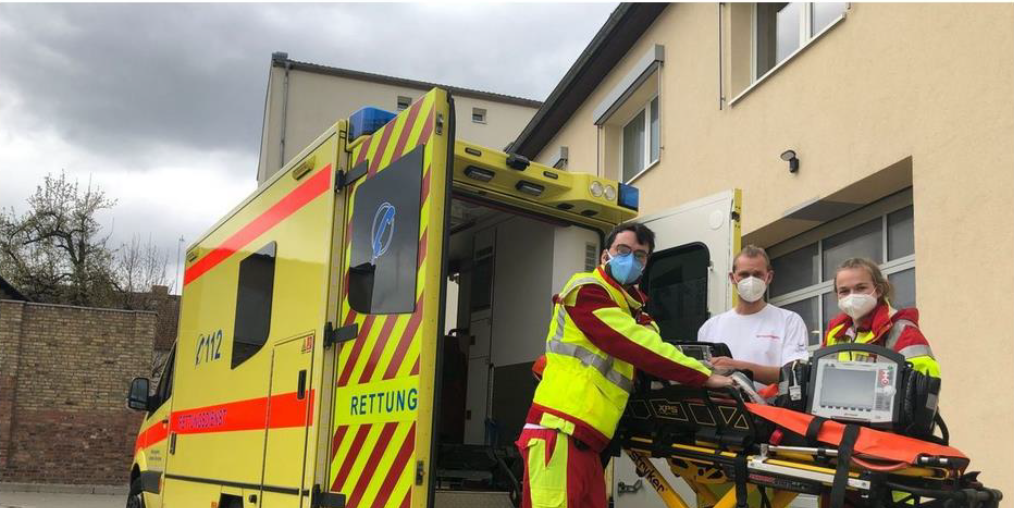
516;428;606;508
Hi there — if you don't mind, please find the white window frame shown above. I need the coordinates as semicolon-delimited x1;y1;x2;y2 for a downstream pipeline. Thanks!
768;197;915;342
396;96;412;111
471;107;487;124
732;2;848;106
618;95;660;184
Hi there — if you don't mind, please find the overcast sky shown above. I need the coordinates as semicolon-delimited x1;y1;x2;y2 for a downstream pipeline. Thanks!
0;2;616;293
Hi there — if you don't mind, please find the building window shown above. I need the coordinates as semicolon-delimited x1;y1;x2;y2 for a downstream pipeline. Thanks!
769;202;914;345
232;242;277;369
753;3;848;80
552;146;569;170
472;108;487;124
620;96;660;183
397;96;412;111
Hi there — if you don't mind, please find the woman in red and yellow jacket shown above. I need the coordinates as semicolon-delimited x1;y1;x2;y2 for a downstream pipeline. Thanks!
824;257;940;378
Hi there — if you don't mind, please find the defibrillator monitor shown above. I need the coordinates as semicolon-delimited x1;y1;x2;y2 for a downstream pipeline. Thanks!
807;344;905;426
671;342;732;366
679;344;712;362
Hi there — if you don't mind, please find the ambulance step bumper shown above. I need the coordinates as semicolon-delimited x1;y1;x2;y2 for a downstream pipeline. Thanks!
434;490;515;508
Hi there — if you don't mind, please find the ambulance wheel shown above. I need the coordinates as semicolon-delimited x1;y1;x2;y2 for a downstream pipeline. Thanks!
126;479;145;508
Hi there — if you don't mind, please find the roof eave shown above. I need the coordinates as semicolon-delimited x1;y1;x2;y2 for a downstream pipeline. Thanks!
511;3;667;159
271;58;543;109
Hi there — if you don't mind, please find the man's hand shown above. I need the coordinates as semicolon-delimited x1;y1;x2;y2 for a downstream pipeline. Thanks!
703;374;734;389
710;356;745;370
709;357;780;385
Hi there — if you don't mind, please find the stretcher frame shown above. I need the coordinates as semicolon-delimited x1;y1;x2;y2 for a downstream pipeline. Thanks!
618;387;1002;508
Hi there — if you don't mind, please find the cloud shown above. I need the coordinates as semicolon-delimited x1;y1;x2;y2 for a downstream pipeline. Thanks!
0;2;616;292
0;117;257;292
0;3;614;168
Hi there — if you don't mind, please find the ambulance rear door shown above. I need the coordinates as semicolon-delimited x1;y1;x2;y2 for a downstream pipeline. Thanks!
326;88;454;508
614;189;742;508
638;189;742;342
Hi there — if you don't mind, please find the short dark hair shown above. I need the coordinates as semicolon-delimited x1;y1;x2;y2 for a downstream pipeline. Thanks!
605;223;656;253
733;245;772;271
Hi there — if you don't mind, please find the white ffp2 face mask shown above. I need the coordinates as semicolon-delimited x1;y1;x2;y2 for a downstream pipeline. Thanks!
838;293;877;320
736;276;767;303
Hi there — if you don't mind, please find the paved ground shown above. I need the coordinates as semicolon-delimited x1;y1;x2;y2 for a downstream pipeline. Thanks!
0;491;123;508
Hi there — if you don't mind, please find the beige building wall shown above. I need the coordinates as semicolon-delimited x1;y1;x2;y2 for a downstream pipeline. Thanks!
533;3;1014;489
257;64;540;184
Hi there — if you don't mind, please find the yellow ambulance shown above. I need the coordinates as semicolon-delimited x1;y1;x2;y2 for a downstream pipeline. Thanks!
125;87;741;508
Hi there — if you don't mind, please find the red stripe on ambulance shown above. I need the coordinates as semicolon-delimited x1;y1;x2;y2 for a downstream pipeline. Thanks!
338;315;377;387
390;99;424;161
330;424;349;461
367;119;398;177
332;424;372;491
369;422;416;508
345;422;399;506
134;389;314;452
183;166;332;286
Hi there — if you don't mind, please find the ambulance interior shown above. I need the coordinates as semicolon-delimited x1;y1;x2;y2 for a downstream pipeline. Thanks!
432;195;601;496
431;194;715;502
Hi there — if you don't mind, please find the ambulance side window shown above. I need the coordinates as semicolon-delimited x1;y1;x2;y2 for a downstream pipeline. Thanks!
231;242;277;368
642;243;710;342
151;347;175;413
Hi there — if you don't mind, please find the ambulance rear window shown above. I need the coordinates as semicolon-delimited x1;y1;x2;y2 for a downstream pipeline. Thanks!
232;242;277;368
642;243;710;343
347;147;423;314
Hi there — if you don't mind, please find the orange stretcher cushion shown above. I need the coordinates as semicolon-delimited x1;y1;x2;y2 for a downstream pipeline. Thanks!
745;403;968;466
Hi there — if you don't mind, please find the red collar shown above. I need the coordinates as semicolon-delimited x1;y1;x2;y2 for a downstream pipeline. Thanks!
830;302;921;342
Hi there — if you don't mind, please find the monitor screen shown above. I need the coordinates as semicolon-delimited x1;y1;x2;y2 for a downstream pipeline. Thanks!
819;367;878;409
680;345;709;362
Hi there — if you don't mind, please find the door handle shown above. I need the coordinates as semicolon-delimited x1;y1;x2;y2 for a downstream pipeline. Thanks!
297;370;307;400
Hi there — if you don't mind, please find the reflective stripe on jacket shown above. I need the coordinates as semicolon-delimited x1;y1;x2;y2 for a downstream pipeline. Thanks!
529;267;712;450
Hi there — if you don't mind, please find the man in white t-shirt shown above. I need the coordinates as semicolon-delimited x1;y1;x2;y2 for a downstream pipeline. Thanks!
698;245;809;386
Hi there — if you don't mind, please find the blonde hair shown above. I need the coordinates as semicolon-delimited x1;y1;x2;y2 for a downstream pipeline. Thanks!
834;257;894;303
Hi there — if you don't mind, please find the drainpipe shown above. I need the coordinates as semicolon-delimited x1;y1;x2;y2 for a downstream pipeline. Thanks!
275;52;291;171
718;3;725;110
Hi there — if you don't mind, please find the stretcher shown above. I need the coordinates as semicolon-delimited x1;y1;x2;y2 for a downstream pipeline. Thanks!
614;348;1003;508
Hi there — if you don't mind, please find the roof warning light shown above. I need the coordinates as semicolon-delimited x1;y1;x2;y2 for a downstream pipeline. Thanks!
618;183;639;211
350;107;397;140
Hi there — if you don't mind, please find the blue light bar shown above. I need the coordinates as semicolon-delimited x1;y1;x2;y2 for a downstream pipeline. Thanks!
349;107;397;140
618;183;639;211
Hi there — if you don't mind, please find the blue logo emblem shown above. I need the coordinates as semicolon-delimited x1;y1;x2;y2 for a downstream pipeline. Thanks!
371;202;396;263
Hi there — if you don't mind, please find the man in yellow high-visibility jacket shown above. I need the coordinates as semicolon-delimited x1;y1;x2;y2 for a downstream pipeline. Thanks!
517;223;733;508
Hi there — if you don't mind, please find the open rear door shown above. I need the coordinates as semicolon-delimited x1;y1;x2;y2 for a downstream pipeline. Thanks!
613;189;742;508
638;189;742;342
327;88;453;508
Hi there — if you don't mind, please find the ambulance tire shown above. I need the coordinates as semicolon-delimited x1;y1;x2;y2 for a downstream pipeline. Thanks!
126;479;145;508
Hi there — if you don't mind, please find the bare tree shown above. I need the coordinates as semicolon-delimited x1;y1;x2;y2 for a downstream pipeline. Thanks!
114;234;172;310
0;171;117;306
113;234;179;377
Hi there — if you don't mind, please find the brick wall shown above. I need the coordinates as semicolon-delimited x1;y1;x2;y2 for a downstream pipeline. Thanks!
0;299;155;485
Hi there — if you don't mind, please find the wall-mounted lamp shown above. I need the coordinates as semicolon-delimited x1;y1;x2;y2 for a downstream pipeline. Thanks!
780;150;799;173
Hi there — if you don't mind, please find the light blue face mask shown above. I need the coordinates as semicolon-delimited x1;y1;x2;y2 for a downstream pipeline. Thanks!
606;252;644;285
